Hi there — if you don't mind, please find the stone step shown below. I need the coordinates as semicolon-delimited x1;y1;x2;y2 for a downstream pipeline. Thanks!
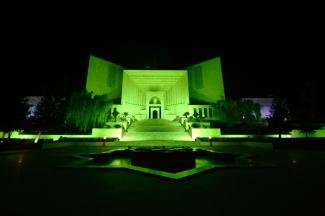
118;140;196;146
121;132;192;141
128;126;185;132
123;119;191;141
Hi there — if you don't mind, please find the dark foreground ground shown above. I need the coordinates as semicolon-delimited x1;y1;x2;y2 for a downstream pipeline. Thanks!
0;142;324;216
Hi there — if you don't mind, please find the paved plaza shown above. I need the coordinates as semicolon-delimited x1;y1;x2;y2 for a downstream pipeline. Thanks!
1;141;325;215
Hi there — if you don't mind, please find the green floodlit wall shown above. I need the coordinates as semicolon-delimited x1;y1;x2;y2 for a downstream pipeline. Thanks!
291;128;325;138
86;55;123;103
187;57;225;104
8;128;123;141
6;127;325;142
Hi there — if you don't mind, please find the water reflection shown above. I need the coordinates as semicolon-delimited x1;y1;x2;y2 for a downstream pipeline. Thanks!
61;147;276;180
17;154;24;166
15;153;25;176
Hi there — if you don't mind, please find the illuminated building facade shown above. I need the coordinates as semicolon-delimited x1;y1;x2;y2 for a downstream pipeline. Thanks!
86;55;225;120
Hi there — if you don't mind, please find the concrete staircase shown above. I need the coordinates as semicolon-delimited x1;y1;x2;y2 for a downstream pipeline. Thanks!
121;119;192;141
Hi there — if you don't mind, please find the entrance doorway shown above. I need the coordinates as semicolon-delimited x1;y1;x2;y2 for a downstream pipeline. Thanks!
149;106;161;119
152;110;158;119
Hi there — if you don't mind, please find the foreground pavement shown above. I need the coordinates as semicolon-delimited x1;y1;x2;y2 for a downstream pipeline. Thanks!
0;141;324;215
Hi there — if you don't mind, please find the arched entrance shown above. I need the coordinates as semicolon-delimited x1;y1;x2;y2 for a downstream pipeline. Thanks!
148;96;161;119
149;107;161;119
152;110;158;119
149;96;161;105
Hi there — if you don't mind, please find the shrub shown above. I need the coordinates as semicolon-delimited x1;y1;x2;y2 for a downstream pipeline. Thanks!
188;116;196;122
191;123;200;128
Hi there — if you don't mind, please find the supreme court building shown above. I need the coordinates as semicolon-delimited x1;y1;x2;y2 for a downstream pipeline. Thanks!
86;55;225;120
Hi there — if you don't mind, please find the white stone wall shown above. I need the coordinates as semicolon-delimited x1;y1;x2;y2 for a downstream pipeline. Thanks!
187;57;225;104
165;75;189;106
189;128;221;140
121;74;146;106
146;91;164;118
86;55;123;101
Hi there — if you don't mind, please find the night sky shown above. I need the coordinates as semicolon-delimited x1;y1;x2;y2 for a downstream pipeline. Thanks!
5;20;322;119
0;4;319;124
2;4;321;96
28;31;322;96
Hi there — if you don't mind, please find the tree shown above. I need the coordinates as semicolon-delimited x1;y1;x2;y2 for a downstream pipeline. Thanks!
237;99;261;124
121;112;129;121
33;96;68;132
66;91;111;133
214;99;261;127
214;99;239;126
0;96;30;138
14;97;31;131
183;112;190;118
112;108;119;122
297;81;318;137
193;110;199;121
268;98;291;138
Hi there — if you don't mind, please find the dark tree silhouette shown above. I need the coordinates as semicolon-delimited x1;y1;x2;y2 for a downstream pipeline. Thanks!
66;90;111;133
269;98;291;138
33;96;68;133
0;96;30;138
183;112;190;118
121;112;129;121
297;81;318;137
193;110;199;121
112;108;119;122
214;99;261;127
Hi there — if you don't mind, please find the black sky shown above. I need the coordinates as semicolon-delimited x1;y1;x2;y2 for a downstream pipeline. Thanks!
1;5;323;121
2;14;317;102
27;30;322;98
1;2;321;95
